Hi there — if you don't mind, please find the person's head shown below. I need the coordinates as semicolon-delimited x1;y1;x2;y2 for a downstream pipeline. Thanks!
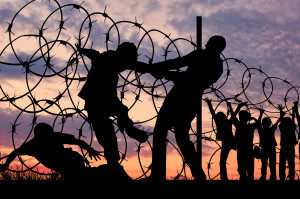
215;112;228;123
116;42;138;65
34;123;53;138
239;110;251;122
262;117;272;128
205;35;226;54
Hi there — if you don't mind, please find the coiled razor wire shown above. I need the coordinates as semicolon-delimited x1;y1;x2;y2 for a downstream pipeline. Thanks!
0;0;299;180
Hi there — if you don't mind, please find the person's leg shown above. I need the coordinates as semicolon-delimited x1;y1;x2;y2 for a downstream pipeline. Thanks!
260;151;267;180
269;149;277;180
59;150;87;179
151;112;170;182
288;146;295;180
220;144;230;181
237;149;247;181
174;120;206;181
247;150;254;181
279;148;287;180
91;116;120;165
117;103;148;143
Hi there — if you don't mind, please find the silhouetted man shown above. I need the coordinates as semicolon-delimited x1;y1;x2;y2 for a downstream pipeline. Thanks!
0;123;100;177
228;103;263;181
279;105;297;180
206;99;244;180
76;42;148;166
257;106;284;181
137;35;226;181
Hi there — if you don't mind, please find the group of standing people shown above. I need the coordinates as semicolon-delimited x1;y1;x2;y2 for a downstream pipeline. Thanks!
207;99;299;181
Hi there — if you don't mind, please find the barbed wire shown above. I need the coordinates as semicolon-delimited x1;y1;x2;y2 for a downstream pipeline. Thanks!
0;0;299;181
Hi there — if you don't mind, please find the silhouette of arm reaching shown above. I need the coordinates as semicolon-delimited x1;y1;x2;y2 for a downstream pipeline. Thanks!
151;71;184;82
234;102;246;116
227;102;246;126
57;133;100;160
0;143;32;171
205;98;216;118
76;44;100;60
257;109;264;127
271;105;285;130
246;109;263;131
136;50;198;75
256;109;265;141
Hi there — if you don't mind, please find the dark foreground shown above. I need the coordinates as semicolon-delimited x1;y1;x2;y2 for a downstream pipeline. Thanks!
1;180;300;185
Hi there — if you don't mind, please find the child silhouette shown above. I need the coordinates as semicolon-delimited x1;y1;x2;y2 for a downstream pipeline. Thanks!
257;106;284;181
279;104;297;180
228;102;263;181
205;99;244;180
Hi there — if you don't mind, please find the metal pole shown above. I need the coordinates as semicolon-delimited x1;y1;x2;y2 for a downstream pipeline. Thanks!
196;16;202;165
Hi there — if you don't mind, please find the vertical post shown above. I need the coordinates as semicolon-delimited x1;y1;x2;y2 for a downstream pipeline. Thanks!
196;16;202;165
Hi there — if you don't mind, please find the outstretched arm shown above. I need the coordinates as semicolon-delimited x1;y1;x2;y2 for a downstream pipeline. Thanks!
256;108;264;131
60;133;100;160
76;44;100;60
234;102;247;116
151;71;184;81
272;105;285;129
135;58;186;75
258;108;264;126
0;145;28;171
227;102;240;126
205;98;216;119
135;50;199;74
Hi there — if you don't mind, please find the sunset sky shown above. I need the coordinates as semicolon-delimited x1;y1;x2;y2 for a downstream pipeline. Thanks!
0;0;299;180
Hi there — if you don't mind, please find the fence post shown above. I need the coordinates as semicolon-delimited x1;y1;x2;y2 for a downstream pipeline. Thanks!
196;16;203;166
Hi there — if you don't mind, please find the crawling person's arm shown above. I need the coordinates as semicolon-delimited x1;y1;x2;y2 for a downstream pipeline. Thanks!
0;142;33;171
56;133;101;160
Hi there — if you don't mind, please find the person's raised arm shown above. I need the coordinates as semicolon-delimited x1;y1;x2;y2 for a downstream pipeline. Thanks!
272;105;285;129
227;101;239;127
76;44;100;60
256;108;264;131
258;108;264;126
234;102;247;116
205;98;216;119
252;115;260;129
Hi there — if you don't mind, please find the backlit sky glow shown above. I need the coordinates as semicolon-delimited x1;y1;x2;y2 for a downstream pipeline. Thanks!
0;0;299;180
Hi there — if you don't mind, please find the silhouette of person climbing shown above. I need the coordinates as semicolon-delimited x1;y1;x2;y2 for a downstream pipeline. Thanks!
0;123;100;177
205;99;244;181
76;42;148;166
279;104;297;181
137;35;226;181
257;106;284;181
228;102;263;181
